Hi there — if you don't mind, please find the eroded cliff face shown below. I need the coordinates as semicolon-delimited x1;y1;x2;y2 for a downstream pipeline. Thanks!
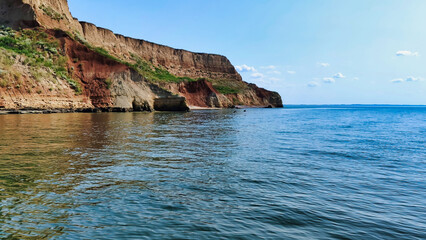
0;28;188;112
0;44;92;110
0;0;283;111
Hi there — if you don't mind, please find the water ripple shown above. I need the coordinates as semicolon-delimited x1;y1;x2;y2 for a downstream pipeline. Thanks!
0;107;425;239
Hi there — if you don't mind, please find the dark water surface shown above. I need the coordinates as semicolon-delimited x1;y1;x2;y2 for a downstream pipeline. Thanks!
0;106;425;239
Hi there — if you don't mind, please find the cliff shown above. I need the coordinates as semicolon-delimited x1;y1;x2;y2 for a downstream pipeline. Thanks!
0;0;283;111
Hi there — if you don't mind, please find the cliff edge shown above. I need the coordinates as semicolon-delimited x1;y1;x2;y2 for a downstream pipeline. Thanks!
0;0;283;111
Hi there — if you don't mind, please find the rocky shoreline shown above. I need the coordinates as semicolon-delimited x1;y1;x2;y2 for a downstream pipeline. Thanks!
0;108;140;115
0;104;281;114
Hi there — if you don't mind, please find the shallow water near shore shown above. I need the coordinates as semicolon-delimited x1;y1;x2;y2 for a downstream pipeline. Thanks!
0;106;425;239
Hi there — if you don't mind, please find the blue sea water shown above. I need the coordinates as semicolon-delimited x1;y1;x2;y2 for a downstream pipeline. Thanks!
0;106;425;239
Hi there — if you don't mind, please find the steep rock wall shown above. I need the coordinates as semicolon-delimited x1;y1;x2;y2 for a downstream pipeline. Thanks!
55;30;188;111
0;0;283;109
0;29;188;112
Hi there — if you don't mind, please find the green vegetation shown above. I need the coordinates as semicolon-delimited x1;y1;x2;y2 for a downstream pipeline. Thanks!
0;26;81;94
129;54;195;83
105;78;112;89
213;85;240;94
209;78;246;95
39;4;64;21
0;68;8;87
66;31;125;64
93;47;124;63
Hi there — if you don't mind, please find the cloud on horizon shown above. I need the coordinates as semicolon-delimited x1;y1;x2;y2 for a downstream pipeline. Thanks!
287;71;296;74
236;64;256;72
391;78;404;83
391;76;423;83
406;76;423;82
396;50;419;57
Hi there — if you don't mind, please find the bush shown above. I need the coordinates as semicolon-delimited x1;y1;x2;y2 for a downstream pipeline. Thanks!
105;78;112;89
0;69;8;88
0;79;8;88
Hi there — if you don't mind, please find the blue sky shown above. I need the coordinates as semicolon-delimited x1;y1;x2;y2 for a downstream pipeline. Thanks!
69;0;426;104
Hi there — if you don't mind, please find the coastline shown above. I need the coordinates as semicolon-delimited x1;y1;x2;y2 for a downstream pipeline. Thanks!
0;105;281;114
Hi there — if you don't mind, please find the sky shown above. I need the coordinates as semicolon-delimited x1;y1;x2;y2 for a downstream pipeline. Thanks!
68;0;426;105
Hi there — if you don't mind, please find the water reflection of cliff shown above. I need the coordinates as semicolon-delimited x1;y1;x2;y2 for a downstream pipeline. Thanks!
0;111;240;239
0;113;155;238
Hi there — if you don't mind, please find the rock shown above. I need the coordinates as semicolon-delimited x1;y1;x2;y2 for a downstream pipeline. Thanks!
0;0;283;112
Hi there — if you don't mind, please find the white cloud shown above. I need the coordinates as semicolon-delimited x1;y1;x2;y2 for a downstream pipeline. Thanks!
323;77;335;83
260;65;277;70
391;76;423;83
396;50;419;57
318;62;330;67
391;78;404;83
333;73;346;79
287;71;296;74
307;81;320;87
353;77;359;81
406;76;423;82
235;64;256;72
251;72;264;78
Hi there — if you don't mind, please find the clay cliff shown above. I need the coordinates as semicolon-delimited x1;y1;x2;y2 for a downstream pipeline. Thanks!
0;0;283;111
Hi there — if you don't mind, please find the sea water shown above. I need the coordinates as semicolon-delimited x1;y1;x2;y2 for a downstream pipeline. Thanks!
0;106;425;239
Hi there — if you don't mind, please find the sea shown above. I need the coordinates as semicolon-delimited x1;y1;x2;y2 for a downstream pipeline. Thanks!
0;105;425;239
